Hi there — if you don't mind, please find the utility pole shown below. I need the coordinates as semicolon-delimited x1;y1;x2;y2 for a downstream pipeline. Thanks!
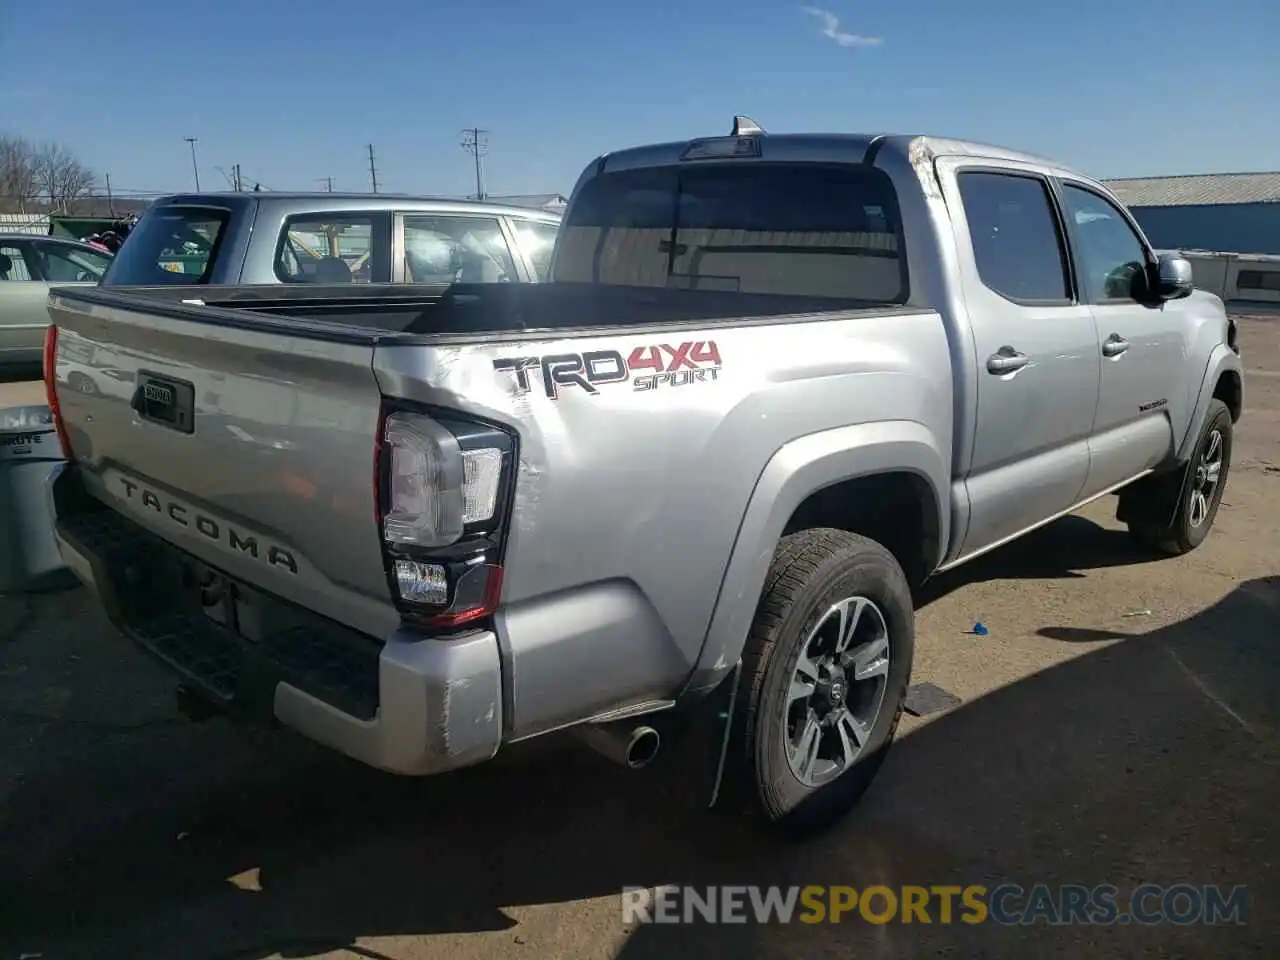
460;127;489;200
184;137;201;191
105;172;115;216
233;164;243;191
367;144;379;193
320;176;334;192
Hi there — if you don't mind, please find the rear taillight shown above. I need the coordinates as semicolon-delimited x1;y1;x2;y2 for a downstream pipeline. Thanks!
374;405;516;629
42;325;74;458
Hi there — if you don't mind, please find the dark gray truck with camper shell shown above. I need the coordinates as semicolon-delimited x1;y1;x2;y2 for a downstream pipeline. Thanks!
42;119;1242;835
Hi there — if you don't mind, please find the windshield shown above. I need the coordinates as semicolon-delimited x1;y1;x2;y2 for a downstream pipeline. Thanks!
102;206;230;285
552;163;907;302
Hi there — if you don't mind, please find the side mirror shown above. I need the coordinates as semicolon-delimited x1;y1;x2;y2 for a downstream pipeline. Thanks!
1153;253;1194;300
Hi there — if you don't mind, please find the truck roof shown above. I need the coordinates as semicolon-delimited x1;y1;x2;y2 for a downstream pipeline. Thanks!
147;192;563;222
589;120;1087;184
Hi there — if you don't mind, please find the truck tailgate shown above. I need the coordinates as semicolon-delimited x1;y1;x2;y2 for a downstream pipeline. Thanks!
47;292;399;640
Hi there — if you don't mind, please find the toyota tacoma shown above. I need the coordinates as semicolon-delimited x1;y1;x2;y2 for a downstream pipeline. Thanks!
42;118;1243;836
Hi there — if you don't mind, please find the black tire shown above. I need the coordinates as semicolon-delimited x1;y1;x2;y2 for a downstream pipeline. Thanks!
722;528;914;839
1128;398;1233;556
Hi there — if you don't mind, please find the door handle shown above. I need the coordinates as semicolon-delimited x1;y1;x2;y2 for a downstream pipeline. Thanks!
1102;334;1130;357
986;346;1030;375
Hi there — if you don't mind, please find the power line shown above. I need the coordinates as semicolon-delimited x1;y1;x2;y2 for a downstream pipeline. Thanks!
231;170;273;192
460;127;489;200
367;144;379;193
214;166;239;190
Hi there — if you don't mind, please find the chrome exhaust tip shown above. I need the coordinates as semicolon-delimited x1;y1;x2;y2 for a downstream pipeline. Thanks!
575;723;662;769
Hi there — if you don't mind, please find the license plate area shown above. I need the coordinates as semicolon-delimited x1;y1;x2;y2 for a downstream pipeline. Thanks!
187;562;308;643
132;371;195;434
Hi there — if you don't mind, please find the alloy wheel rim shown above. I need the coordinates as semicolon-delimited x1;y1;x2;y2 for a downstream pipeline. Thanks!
785;596;891;788
1189;429;1224;529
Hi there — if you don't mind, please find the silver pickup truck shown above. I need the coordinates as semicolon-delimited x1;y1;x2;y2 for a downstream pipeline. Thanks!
43;118;1243;837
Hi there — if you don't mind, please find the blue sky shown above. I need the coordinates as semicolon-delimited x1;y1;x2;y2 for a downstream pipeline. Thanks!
3;0;1277;199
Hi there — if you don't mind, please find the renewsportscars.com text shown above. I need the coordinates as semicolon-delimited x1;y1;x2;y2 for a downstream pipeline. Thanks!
622;884;1250;926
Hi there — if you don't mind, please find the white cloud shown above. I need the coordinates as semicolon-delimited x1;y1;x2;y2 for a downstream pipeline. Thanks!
801;6;883;48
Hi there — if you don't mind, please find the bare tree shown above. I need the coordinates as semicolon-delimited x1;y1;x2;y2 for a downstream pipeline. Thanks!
0;135;40;213
31;140;96;214
0;135;97;214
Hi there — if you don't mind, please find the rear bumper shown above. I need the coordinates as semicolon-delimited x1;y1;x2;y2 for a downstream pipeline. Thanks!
48;462;503;775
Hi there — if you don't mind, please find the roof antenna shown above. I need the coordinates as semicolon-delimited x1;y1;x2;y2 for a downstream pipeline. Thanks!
731;115;764;137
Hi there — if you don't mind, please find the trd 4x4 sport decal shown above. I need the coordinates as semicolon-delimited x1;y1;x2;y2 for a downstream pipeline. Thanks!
494;340;722;399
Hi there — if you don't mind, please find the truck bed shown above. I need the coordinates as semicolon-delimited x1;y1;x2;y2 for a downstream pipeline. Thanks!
60;281;907;341
45;281;921;641
45;278;951;746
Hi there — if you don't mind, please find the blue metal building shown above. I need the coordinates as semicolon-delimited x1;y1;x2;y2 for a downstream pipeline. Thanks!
1104;172;1280;256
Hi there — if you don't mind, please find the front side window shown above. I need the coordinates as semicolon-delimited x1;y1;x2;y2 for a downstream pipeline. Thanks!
553;163;907;302
510;219;559;280
276;215;380;283
1061;184;1150;302
36;242;112;282
957;171;1070;303
402;215;517;283
103;206;229;285
0;243;35;281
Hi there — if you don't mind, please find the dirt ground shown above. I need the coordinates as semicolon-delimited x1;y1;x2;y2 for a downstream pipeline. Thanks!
1;315;1277;960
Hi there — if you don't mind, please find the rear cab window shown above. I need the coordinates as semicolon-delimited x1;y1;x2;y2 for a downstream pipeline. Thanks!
551;162;908;302
102;206;230;285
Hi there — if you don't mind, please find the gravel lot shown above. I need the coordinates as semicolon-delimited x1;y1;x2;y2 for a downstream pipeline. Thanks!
2;315;1277;959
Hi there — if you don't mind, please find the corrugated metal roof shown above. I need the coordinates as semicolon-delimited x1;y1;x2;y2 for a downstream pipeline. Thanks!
1103;172;1280;207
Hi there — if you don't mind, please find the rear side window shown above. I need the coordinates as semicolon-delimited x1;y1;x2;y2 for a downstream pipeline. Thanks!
1238;269;1280;292
511;218;559;280
103;207;229;285
957;172;1070;303
276;213;389;283
402;215;517;284
553;163;907;302
36;243;112;282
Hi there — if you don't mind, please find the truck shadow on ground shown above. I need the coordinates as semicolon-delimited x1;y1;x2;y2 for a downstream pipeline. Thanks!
915;512;1162;607
0;571;1275;959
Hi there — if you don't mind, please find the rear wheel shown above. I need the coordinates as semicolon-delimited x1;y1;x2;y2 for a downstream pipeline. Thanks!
1128;399;1233;555
67;372;98;395
723;528;914;838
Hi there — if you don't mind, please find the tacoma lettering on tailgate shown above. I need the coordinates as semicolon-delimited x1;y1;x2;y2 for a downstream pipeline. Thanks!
117;477;299;574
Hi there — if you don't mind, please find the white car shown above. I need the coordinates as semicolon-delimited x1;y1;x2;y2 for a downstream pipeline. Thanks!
0;233;113;371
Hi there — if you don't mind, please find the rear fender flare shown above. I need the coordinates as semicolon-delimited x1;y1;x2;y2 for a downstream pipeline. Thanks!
684;420;949;694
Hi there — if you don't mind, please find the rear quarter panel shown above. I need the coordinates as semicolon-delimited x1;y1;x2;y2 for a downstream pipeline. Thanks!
0;280;52;364
374;309;953;737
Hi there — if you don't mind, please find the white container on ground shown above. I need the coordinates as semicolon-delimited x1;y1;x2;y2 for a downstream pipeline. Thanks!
0;405;74;593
